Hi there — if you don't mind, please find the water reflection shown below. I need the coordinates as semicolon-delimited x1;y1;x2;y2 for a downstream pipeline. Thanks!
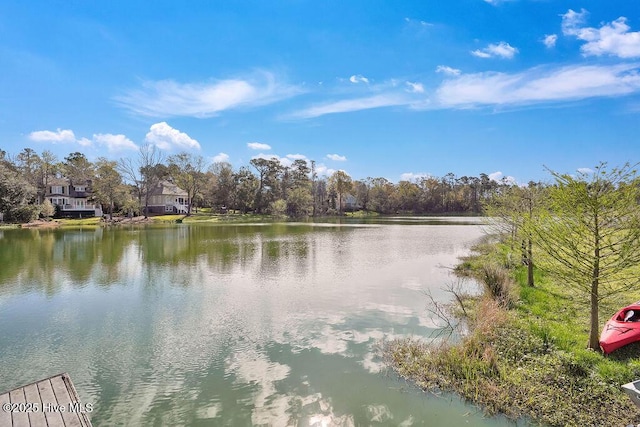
0;220;518;426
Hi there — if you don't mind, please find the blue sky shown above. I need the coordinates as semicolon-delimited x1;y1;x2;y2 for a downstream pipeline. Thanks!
1;1;639;183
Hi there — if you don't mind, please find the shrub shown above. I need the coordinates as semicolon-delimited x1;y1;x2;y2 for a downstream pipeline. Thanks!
478;264;516;309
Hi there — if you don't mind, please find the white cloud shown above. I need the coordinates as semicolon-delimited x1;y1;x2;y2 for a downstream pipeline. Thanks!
286;154;307;160
471;42;518;59
349;74;369;84
434;63;640;109
77;137;92;147
313;163;335;177
115;71;302;118
212;152;230;163
94;133;138;152
400;172;431;181
247;142;272;150
561;9;588;37
326;154;347;162
251;153;279;161
577;167;594;174
251;153;307;167
144;122;200;151
436;65;461;76
405;81;425;93
29;128;76;143
289;94;413;119
28;128;141;151
404;17;432;27
251;152;296;167
489;171;516;185
543;34;558;48
562;10;640;58
471;50;492;59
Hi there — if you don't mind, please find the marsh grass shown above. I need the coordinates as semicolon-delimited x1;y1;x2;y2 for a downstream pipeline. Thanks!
388;239;640;426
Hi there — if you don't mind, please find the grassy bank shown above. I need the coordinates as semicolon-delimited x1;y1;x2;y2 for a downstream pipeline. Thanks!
387;237;640;426
149;212;282;223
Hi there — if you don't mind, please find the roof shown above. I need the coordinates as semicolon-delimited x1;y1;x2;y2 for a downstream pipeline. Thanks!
149;180;188;197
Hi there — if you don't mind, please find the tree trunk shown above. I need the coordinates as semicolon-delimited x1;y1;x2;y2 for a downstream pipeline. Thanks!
527;237;534;287
589;243;601;350
589;277;600;350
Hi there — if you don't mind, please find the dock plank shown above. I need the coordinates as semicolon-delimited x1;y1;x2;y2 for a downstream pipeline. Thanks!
0;392;12;426
9;388;30;427
23;383;47;427
1;373;92;427
37;379;66;427
50;375;82;427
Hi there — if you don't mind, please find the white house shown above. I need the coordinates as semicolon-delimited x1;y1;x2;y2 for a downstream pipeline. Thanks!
46;177;103;218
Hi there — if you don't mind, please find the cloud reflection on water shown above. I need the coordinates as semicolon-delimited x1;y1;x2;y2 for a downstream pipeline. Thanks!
0;222;496;426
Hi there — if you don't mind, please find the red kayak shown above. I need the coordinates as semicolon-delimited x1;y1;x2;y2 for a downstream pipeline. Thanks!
600;302;640;354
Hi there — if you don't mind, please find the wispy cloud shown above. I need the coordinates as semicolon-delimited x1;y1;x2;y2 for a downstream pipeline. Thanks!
434;63;640;108
404;17;433;27
484;0;514;5
247;142;271;150
115;71;302;118
145;122;200;151
471;42;518;59
289;59;640;119
561;9;588;37
543;34;558;48
94;133;138;152
436;65;461;76
562;9;640;58
288;94;413;119
326;154;347;162
286;153;307;160
349;74;370;84
406;81;424;93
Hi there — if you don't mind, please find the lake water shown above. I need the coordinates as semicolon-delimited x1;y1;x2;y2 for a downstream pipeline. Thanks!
0;218;517;426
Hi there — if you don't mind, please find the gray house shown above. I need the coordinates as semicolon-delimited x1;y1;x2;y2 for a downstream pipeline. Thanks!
144;180;190;214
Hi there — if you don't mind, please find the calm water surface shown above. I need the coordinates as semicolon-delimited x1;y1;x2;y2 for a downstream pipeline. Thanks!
0;218;517;426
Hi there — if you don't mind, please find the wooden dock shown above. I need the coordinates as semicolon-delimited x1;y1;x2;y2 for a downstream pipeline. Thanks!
0;373;92;427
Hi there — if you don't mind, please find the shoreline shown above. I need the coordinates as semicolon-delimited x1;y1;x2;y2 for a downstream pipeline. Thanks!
12;211;483;229
386;238;640;426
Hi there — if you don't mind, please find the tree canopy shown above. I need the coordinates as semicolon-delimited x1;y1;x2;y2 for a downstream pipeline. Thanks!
532;163;640;350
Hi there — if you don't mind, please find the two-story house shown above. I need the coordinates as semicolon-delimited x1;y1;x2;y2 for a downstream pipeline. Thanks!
46;177;103;218
145;180;190;214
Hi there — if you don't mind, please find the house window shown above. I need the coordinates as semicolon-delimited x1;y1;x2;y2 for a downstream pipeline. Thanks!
75;186;85;192
165;205;173;212
75;200;86;208
51;186;63;194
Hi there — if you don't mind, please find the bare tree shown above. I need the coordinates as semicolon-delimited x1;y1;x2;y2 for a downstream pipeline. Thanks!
168;152;206;215
117;143;165;218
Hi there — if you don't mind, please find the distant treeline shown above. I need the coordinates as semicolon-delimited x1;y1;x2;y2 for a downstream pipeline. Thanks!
0;146;527;222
